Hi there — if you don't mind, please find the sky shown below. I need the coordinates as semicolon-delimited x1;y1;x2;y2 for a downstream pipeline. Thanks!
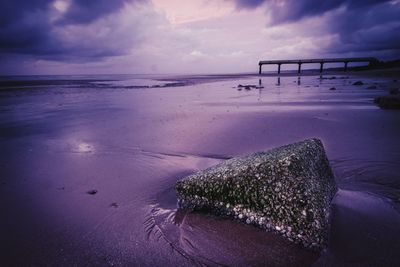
0;0;399;75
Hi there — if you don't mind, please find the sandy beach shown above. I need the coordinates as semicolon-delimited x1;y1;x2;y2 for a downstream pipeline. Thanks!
1;70;400;266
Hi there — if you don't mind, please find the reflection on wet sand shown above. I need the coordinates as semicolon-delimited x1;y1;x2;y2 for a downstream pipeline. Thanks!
145;205;319;267
175;211;319;266
316;189;400;266
146;187;400;266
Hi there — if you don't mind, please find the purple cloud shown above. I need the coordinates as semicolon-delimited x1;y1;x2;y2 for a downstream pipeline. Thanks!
0;0;53;54
234;0;388;23
58;0;145;25
233;0;400;58
0;0;147;59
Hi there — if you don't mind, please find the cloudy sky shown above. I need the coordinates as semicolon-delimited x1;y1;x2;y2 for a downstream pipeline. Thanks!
1;0;399;75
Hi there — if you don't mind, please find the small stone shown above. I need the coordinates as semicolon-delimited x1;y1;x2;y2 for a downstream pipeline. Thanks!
329;87;336;90
87;189;98;195
353;81;364;86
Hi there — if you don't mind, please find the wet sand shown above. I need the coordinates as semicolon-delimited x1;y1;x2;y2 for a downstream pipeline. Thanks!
0;71;400;266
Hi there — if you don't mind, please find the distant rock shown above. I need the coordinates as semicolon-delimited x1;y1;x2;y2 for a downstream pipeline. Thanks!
366;85;377;89
176;139;337;250
238;84;257;90
374;95;400;109
389;88;399;95
353;81;364;86
329;87;336;91
87;189;98;195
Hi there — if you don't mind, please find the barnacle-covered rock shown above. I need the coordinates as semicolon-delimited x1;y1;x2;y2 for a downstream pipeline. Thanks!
175;138;337;250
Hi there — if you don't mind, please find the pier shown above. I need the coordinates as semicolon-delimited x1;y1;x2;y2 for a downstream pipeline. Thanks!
258;57;378;74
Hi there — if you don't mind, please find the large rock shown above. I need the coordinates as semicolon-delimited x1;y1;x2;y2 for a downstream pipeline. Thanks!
175;138;337;250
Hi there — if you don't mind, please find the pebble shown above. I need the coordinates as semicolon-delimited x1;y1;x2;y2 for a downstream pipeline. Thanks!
87;189;98;195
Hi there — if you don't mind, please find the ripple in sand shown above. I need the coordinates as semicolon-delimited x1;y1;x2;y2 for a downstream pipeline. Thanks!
144;202;319;267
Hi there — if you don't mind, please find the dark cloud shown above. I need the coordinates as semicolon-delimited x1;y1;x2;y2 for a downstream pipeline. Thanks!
269;1;349;24
235;0;266;9
0;0;50;25
325;2;400;58
234;0;390;23
0;0;146;60
234;0;400;59
59;0;144;25
0;0;53;54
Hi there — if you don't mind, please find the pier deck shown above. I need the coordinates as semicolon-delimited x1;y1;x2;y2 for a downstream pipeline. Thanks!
258;57;379;74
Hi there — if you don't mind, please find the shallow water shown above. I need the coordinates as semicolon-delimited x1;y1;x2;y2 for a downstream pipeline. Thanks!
0;72;399;266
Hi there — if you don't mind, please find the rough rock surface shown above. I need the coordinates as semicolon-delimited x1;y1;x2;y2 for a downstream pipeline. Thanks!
176;138;337;250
